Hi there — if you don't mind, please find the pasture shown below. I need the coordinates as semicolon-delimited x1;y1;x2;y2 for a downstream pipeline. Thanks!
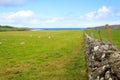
0;31;87;80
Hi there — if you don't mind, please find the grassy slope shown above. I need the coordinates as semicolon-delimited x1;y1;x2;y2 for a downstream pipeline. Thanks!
0;26;30;31
0;31;87;80
86;30;120;50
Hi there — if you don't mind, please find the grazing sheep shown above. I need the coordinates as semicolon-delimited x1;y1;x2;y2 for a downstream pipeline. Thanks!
30;35;33;37
48;36;51;39
20;42;25;45
38;36;41;38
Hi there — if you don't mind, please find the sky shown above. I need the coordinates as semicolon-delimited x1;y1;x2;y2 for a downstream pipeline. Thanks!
0;0;120;28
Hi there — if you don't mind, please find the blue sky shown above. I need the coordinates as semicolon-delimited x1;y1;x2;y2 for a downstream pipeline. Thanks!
0;0;120;28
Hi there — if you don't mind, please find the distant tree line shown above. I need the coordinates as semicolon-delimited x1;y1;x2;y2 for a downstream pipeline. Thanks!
0;25;30;32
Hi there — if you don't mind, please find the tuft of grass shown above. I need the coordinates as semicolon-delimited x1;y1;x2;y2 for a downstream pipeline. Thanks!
0;30;87;80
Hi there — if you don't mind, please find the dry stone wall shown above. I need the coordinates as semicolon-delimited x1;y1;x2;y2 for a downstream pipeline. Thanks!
84;33;120;80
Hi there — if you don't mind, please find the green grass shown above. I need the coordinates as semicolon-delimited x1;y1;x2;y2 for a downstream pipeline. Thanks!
86;30;120;50
0;30;87;80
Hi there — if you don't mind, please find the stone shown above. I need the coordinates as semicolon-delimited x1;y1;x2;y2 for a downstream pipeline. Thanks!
108;78;112;80
89;74;92;80
92;55;94;60
105;71;111;79
111;61;120;79
102;65;106;70
109;45;118;51
94;46;99;51
92;67;105;78
94;61;101;67
92;67;97;72
100;77;104;80
101;45;109;50
101;53;106;59
94;51;103;61
95;76;100;80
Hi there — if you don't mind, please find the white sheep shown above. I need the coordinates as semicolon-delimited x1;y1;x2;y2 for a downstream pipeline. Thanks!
0;42;2;44
20;42;25;45
48;36;51;39
38;36;41;38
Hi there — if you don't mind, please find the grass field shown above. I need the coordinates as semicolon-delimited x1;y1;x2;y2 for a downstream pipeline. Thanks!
0;30;87;80
86;30;120;50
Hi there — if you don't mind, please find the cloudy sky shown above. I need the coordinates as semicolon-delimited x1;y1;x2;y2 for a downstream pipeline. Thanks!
0;0;120;28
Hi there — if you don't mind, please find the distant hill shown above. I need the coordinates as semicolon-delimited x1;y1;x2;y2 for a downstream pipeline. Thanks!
0;25;30;31
87;24;120;30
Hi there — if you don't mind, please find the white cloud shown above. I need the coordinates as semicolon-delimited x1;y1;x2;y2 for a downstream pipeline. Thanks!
0;6;119;28
0;10;59;27
0;10;34;26
8;10;34;19
84;6;111;20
